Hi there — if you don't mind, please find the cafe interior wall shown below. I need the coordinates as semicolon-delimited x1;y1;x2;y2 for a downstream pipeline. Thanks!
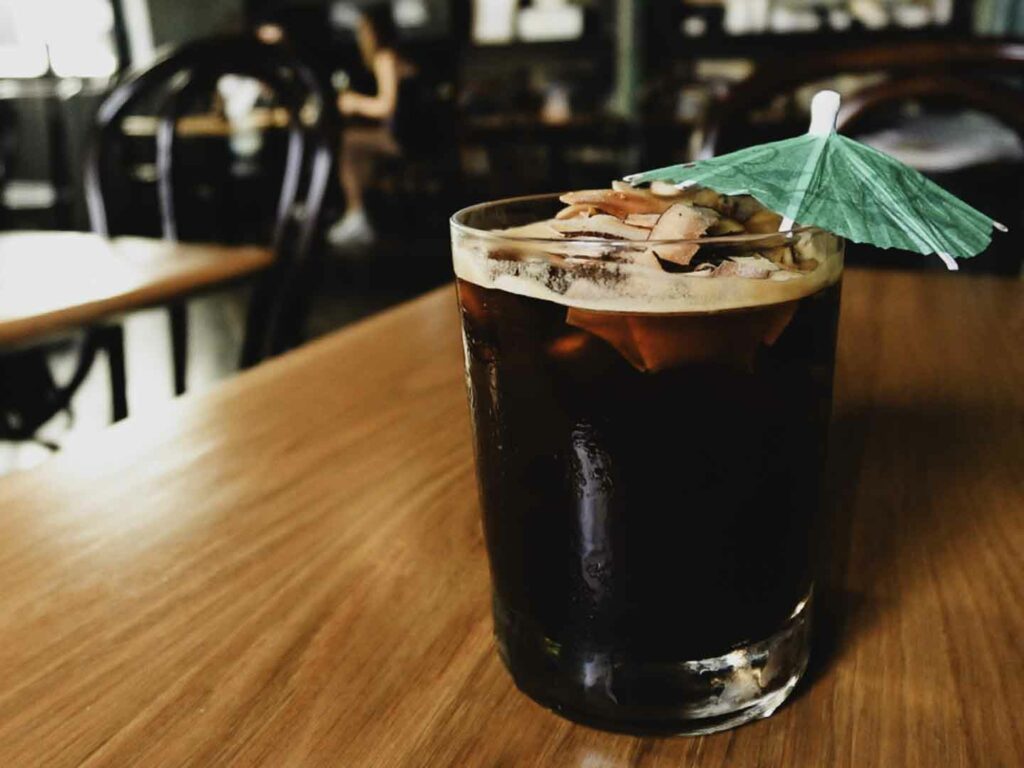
977;0;1024;32
146;0;246;48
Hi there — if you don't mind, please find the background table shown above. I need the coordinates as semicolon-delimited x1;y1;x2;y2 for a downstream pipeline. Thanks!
0;269;1019;766
121;109;293;138
0;231;272;347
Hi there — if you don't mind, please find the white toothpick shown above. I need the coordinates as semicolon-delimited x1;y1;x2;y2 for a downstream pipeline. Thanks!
778;90;842;235
937;252;959;271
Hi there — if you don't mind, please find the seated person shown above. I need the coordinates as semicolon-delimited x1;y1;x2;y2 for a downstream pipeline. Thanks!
328;5;418;246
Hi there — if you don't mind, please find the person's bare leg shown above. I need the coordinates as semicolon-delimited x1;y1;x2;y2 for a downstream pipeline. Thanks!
329;127;400;246
339;138;365;213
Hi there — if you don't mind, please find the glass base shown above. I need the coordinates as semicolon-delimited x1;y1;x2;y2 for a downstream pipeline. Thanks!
496;592;812;736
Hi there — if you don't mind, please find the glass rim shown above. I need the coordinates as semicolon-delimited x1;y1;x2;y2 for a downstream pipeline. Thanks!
450;192;829;248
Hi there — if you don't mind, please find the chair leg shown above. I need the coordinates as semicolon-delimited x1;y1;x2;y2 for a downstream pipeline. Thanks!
102;325;128;422
169;301;188;396
240;278;273;369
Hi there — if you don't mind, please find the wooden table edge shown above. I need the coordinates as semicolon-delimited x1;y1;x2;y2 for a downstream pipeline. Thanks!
0;238;274;349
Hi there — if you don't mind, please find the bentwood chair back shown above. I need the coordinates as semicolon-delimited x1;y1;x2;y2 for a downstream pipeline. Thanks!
85;35;338;393
700;40;1024;157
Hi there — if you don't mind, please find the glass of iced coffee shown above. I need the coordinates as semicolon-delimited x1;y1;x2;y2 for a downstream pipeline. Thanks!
450;184;844;735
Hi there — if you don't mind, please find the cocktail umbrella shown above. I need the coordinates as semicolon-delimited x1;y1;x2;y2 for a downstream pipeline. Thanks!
626;90;1006;270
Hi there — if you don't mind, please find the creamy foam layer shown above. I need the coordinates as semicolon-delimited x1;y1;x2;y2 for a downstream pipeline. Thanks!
452;229;844;314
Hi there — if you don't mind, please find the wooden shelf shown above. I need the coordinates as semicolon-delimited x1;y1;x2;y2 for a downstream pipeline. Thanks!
466;37;614;66
648;26;972;60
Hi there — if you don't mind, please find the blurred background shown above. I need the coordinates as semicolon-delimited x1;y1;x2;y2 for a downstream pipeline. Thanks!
0;0;1022;470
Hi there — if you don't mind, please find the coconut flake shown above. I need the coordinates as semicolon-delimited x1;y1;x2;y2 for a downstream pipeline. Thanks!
560;189;674;217
647;204;718;266
551;214;652;241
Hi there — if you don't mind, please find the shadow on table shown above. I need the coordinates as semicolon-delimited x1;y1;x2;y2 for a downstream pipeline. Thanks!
792;399;1021;697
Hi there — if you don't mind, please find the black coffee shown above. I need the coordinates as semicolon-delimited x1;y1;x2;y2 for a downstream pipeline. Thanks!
457;277;841;732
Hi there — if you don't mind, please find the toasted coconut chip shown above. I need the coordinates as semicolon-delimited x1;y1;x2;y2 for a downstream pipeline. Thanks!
671;188;775;223
647;203;718;266
713;255;780;279
760;244;796;267
486;221;586;261
650;180;685;198
555;203;599;220
613;180;683;206
728;195;770;223
560;189;675;217
677;186;728;212
744;209;784;234
707;216;745;236
624;213;661;229
551;214;652;241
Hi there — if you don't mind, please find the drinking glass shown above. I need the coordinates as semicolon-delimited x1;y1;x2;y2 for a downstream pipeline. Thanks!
451;194;844;734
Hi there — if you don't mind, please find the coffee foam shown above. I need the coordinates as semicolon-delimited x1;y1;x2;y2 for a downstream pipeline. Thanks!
451;229;843;314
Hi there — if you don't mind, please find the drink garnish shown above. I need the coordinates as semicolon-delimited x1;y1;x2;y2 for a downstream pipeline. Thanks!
496;184;822;276
625;90;1005;270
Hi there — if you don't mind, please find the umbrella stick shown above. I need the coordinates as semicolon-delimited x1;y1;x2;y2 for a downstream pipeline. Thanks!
779;90;842;233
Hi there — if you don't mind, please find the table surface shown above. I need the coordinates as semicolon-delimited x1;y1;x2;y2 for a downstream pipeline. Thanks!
0;269;1020;767
121;109;293;138
0;231;273;347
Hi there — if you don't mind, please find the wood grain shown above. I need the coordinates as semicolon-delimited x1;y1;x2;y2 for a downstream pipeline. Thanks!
0;270;1020;766
0;232;272;347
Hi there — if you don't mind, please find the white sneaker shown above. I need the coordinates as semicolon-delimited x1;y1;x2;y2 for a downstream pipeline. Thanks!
327;209;375;246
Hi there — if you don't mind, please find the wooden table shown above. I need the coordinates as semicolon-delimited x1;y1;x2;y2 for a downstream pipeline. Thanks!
0;232;273;347
121;108;294;138
0;270;1020;766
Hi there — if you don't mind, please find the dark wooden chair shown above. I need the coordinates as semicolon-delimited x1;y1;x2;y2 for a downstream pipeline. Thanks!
85;35;338;398
0;103;125;444
0;326;125;446
700;40;1024;157
836;73;1024;138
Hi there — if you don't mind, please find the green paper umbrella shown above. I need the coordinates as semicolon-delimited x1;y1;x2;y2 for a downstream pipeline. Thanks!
625;91;1006;270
